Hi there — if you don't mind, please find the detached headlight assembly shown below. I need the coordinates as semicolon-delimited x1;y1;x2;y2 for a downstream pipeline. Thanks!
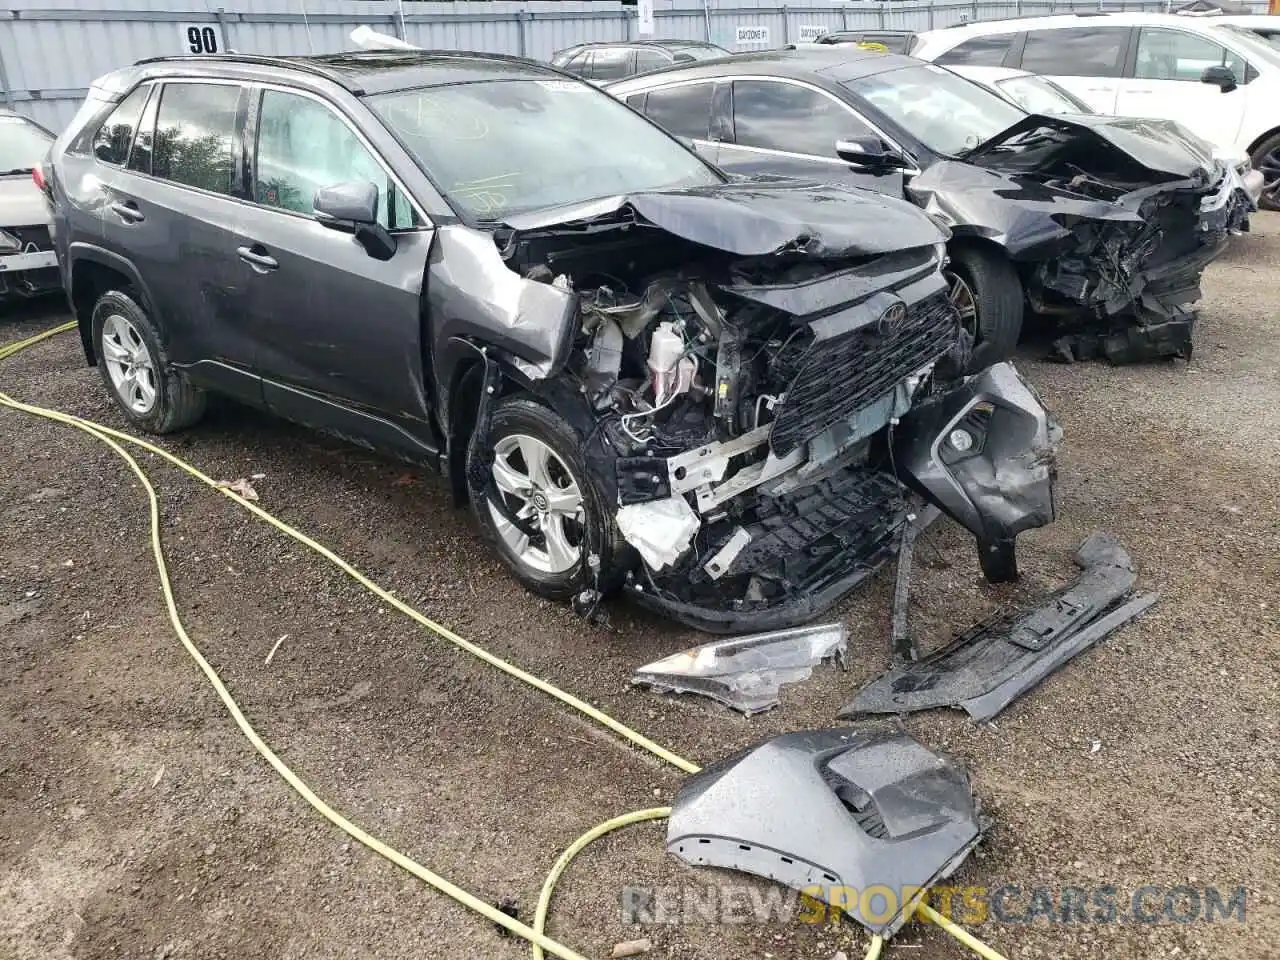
0;229;21;253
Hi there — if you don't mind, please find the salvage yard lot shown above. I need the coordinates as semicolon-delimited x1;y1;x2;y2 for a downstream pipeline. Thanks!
2;218;1279;960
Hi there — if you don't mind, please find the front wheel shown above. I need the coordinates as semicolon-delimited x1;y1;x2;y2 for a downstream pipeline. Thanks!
1250;131;1280;212
468;397;629;601
946;243;1024;374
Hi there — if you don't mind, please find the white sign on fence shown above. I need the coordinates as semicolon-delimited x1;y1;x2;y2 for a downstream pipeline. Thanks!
735;24;771;45
637;0;656;36
180;23;221;54
798;24;829;41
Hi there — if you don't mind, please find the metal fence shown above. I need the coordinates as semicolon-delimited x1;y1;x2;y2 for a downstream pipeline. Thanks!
0;0;1271;132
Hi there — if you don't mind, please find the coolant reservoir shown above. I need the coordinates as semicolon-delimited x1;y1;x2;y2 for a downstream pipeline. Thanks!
648;322;695;404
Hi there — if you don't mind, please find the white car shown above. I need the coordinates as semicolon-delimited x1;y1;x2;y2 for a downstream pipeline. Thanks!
1175;14;1280;50
912;13;1280;207
947;63;1265;210
0;110;60;303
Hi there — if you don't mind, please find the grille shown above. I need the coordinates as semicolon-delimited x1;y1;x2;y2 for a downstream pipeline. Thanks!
768;292;959;456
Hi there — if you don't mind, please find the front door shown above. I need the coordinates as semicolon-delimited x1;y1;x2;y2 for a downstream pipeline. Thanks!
1113;27;1250;152
236;86;437;459
713;78;904;196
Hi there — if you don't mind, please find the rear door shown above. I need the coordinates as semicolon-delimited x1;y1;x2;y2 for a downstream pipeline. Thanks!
715;78;904;196
235;84;436;458
95;78;260;400
1114;27;1250;150
1014;25;1132;113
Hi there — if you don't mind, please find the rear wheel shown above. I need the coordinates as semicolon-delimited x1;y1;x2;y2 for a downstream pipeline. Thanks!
1250;131;1280;212
946;243;1024;373
91;290;206;434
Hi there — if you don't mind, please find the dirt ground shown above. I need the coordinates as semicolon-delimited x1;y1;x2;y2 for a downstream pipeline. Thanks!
2;217;1278;960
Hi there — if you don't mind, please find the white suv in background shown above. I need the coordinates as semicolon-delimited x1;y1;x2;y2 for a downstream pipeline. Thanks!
913;13;1280;208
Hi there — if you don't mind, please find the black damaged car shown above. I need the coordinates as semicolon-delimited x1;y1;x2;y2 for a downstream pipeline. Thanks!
46;51;1058;632
607;48;1249;364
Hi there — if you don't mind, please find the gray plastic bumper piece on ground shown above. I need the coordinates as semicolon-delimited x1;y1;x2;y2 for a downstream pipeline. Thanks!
840;533;1157;721
632;622;847;715
666;727;983;938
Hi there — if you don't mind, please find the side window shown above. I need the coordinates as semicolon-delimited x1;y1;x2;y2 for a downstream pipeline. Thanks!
936;33;1016;67
590;48;635;81
255;89;413;230
129;84;160;175
152;82;240;195
91;85;150;166
634;48;671;74
625;92;648;110
1134;29;1247;82
1019;27;1129;77
643;83;714;140
732;80;873;158
561;51;589;77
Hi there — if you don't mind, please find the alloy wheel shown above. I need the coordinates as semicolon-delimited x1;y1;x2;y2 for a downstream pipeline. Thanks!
945;270;979;343
1259;146;1280;211
100;313;158;415
486;434;585;575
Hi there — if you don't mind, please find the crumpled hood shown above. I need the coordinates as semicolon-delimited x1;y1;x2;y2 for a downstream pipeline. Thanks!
964;112;1218;185
0;176;50;230
502;178;948;258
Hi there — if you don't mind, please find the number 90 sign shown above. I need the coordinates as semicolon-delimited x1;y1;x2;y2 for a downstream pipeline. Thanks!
182;24;220;54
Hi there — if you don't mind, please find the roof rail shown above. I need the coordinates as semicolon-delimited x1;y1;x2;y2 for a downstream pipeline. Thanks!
133;53;352;85
933;10;1114;28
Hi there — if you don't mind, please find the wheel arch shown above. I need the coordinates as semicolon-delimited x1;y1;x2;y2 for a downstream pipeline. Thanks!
66;244;160;365
1246;124;1280;157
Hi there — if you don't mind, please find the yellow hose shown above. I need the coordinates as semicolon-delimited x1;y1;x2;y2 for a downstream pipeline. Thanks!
1;322;1006;960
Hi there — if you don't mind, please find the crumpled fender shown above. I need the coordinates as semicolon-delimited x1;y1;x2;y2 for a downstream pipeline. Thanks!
894;361;1060;547
907;161;1141;257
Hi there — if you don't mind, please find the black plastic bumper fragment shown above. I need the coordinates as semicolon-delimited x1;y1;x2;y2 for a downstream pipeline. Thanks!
840;533;1157;722
666;727;984;938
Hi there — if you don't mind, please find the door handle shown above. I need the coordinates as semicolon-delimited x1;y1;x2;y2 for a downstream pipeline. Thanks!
109;200;144;223
237;245;278;272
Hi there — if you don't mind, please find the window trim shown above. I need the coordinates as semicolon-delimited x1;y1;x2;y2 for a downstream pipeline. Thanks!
247;81;431;231
1128;25;1252;84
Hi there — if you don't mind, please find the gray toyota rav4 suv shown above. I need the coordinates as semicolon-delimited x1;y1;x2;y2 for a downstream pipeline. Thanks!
44;51;1059;631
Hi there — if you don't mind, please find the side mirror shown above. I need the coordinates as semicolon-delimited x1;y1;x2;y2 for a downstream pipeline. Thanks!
835;137;908;170
314;181;396;260
1200;65;1237;92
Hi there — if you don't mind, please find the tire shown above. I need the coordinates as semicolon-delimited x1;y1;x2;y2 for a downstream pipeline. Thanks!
91;290;207;434
467;396;628;602
977;536;1018;584
946;243;1024;373
1249;131;1280;212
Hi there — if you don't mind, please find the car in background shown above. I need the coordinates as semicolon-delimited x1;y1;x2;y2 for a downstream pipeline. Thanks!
911;13;1280;208
607;47;1248;365
43;50;1062;630
550;40;730;83
809;30;919;54
947;63;1265;210
1;110;61;304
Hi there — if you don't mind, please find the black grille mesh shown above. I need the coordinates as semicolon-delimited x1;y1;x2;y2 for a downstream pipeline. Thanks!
768;293;959;456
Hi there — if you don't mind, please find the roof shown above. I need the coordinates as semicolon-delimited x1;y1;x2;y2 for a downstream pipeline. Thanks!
129;50;559;96
917;10;1250;38
606;46;919;89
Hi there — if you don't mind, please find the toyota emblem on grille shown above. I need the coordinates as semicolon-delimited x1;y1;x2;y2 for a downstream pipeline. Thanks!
876;302;908;335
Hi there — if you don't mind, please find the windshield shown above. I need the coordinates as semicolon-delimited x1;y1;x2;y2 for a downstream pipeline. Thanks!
847;64;1025;157
369;78;720;220
0;115;54;173
995;75;1093;115
1217;24;1280;63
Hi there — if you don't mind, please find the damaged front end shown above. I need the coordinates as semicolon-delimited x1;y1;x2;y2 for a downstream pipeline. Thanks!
460;180;1061;631
912;114;1247;364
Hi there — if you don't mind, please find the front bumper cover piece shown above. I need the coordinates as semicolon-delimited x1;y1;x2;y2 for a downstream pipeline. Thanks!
666;727;984;938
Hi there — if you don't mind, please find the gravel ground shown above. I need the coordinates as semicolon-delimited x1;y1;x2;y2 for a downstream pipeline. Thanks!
2;217;1278;960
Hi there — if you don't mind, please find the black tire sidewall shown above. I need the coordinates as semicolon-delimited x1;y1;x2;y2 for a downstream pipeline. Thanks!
91;290;200;433
946;243;1024;373
1251;133;1280;212
468;397;618;601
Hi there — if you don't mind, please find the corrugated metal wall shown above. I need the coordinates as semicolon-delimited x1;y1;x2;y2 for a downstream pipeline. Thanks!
1;0;1270;132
